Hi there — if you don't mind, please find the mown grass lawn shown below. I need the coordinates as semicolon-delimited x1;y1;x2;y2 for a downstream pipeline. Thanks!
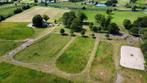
56;37;94;73
0;62;71;83
90;41;115;82
0;22;34;40
0;41;19;56
15;34;71;64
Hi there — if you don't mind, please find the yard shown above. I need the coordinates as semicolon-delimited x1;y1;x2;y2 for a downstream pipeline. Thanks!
56;37;95;73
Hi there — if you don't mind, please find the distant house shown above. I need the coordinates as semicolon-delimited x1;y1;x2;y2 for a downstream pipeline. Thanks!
38;0;56;3
0;0;12;2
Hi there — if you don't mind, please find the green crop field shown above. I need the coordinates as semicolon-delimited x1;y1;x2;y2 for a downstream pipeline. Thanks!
56;37;94;73
15;34;71;64
0;62;71;83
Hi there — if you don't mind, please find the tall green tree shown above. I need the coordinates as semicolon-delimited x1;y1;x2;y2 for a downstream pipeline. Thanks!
77;11;87;23
123;19;132;30
108;23;120;34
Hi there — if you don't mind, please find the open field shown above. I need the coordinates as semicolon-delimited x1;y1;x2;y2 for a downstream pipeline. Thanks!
0;41;20;56
90;41;115;82
82;10;146;24
0;62;71;83
56;37;94;73
15;34;71;64
0;22;34;40
81;10;146;32
4;6;69;22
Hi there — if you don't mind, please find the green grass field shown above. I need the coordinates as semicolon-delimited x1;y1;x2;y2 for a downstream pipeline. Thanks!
81;10;146;32
90;41;115;82
0;22;34;40
0;5;22;17
0;41;19;56
15;34;71;64
0;62;71;83
56;37;94;73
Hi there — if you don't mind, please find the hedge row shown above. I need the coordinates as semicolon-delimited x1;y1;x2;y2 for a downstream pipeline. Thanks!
0;4;31;22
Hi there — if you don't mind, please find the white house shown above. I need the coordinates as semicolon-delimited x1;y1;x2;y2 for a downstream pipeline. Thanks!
38;0;56;3
0;0;12;2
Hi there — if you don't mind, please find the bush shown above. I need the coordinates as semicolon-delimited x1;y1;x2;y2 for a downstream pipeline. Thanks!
60;29;65;35
0;15;5;22
129;27;139;36
123;19;132;30
14;8;23;14
134;16;147;27
81;6;86;10
22;4;31;10
43;14;50;21
81;30;86;36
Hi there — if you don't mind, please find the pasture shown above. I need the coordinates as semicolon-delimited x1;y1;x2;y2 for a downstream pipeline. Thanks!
15;34;71;64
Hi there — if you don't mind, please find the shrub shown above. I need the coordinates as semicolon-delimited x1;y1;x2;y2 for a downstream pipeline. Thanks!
60;29;65;35
14;8;23;14
0;15;5;22
22;4;31;10
43;14;50;21
123;19;132;30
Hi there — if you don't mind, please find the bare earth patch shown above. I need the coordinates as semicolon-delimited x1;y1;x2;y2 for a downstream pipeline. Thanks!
120;46;145;70
4;6;69;22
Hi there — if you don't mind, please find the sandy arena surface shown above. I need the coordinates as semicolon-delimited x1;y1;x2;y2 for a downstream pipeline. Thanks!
120;46;145;70
4;6;69;22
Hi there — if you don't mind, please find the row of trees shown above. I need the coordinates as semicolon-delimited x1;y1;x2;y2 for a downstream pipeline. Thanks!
62;11;87;32
123;16;147;36
0;4;31;22
89;13;120;34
